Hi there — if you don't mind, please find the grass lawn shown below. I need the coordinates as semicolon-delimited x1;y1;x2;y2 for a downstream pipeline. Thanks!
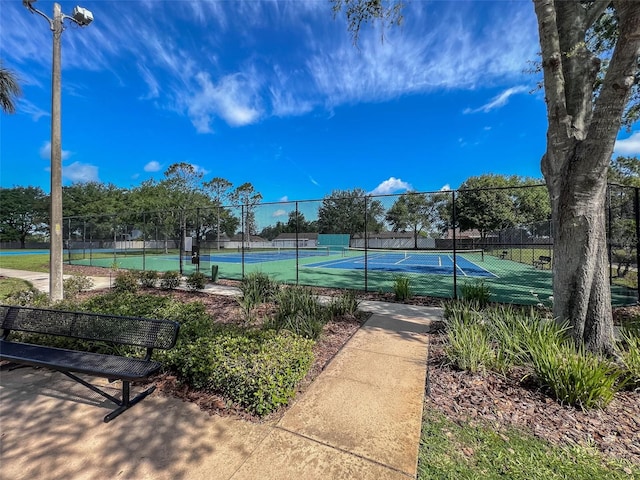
0;254;50;272
0;277;34;301
418;409;639;479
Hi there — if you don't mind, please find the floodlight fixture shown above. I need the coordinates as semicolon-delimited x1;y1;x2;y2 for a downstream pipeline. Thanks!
72;6;93;26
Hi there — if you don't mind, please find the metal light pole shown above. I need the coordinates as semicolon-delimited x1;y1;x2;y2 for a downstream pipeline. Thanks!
23;1;93;301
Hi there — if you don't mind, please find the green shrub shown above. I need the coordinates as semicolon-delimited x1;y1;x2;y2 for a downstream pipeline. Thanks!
327;290;360;318
137;270;159;288
618;329;640;388
268;286;329;339
113;270;139;293
165;328;314;415
161;271;181;290
63;274;94;299
77;291;171;317
393;275;413;301
186;271;207;291
459;280;491;307
5;288;50;307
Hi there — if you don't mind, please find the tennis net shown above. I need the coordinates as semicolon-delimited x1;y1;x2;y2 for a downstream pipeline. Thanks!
342;247;484;262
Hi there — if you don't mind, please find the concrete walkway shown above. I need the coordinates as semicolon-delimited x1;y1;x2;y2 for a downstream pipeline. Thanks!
0;269;441;479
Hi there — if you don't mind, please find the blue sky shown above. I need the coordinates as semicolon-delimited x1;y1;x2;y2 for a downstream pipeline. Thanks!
2;0;639;203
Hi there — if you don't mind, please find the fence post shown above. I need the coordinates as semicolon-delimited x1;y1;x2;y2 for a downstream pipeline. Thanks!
142;212;146;272
295;201;299;285
364;195;368;292
241;204;245;278
179;210;184;276
452;190;458;300
67;217;71;264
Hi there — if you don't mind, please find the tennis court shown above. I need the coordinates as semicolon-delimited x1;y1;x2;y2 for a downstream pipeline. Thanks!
59;246;636;307
305;248;497;278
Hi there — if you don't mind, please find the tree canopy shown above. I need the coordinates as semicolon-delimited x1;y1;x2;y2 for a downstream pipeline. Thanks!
0;62;21;114
317;188;384;237
0;187;48;247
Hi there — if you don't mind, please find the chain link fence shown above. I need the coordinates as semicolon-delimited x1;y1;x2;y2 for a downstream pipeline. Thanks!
63;184;639;306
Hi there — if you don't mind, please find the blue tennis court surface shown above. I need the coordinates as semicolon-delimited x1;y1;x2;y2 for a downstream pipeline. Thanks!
304;250;498;278
0;250;50;256
179;248;331;264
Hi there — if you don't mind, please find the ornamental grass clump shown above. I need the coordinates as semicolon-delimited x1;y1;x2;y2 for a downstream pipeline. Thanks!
268;285;330;340
618;329;640;388
528;339;623;410
458;279;492;307
443;306;495;373
393;275;413;301
327;290;360;317
240;271;278;304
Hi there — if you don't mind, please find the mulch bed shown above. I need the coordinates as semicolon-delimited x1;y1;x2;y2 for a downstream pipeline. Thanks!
426;333;640;465
47;266;640;461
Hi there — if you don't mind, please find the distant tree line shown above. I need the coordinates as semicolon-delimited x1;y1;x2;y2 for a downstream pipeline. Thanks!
8;159;640;256
0;161;572;250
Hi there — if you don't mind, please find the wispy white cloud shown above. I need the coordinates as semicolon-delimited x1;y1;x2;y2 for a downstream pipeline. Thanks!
464;86;529;114
272;209;288;218
138;63;160;100
64;162;99;183
19;99;49;121
309;176;319;186
279;196;289;202
39;141;71;161
306;3;537;108
1;1;539;133
144;161;162;172
614;132;640;156
182;72;263;133
369;177;413;195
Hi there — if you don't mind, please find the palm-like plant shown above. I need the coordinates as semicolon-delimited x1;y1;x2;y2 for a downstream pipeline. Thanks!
0;63;22;114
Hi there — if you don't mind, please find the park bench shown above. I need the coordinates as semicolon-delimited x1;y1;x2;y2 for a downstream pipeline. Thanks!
533;255;552;269
499;250;508;259
0;304;179;423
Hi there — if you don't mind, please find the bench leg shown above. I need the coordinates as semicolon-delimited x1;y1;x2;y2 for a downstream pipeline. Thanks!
59;371;155;423
103;382;156;423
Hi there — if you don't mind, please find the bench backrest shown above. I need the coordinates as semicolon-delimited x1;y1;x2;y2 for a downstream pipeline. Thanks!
0;304;179;350
539;256;551;262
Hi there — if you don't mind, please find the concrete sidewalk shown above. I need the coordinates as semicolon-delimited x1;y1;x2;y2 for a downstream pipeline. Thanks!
0;269;440;479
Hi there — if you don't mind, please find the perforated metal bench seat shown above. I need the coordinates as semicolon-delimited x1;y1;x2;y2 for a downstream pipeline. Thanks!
0;304;179;422
0;340;162;381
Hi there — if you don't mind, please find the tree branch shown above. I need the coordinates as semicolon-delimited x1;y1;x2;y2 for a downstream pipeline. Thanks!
585;0;612;30
584;1;640;171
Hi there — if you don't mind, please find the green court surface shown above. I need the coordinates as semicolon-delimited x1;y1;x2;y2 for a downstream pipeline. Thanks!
65;250;638;307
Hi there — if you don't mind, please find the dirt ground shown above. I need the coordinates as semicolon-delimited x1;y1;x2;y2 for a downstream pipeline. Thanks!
58;265;640;463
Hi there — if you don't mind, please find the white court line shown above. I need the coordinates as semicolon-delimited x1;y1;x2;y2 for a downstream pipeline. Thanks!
447;254;499;278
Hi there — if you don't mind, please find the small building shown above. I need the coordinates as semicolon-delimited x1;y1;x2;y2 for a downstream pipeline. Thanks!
272;233;318;248
351;232;435;249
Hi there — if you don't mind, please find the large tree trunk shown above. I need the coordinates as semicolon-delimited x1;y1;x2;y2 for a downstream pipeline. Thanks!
534;0;640;353
549;156;614;352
